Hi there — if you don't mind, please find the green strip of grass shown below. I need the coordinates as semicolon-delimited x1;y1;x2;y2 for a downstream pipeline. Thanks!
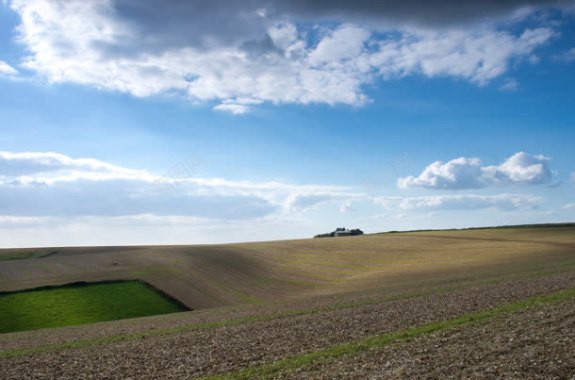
203;287;575;380
0;250;58;261
0;281;186;334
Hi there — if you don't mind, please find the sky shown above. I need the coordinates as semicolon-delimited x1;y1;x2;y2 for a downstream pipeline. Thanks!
0;0;574;248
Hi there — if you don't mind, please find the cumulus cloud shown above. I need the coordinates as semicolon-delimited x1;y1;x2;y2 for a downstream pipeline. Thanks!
398;157;485;190
0;60;17;76
398;152;552;190
6;0;559;112
482;152;552;185
0;151;358;220
375;193;541;211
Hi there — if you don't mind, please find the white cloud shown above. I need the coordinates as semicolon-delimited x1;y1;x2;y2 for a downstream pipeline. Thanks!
285;194;334;211
482;152;552;185
308;25;370;66
0;151;151;184
554;47;575;63
0;150;552;238
369;27;553;85
0;151;359;220
7;0;555;112
267;22;300;53
213;103;250;115
500;78;519;91
398;157;484;190
0;212;345;248
399;152;552;190
0;150;558;247
0;60;17;76
375;193;541;211
565;203;575;210
213;97;263;114
339;201;356;213
565;47;575;61
0;215;54;228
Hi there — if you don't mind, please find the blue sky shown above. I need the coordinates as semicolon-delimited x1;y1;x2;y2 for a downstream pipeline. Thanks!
0;0;574;247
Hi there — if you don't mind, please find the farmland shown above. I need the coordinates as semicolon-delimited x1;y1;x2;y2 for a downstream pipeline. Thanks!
0;281;187;334
0;225;574;378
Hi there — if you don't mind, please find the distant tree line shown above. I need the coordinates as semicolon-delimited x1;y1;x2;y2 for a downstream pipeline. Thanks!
314;227;364;238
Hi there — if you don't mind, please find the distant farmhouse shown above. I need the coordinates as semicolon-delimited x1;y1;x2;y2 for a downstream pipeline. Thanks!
314;227;364;238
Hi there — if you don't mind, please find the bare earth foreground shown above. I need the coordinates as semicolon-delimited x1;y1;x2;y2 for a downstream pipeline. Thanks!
1;226;575;379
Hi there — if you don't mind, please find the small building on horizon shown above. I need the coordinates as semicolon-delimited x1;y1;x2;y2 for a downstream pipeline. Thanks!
314;227;364;238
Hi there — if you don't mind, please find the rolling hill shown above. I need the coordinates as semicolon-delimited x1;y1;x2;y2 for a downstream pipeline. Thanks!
1;225;574;378
1;226;574;310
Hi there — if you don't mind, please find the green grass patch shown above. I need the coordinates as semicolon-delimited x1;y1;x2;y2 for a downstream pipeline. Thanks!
204;287;575;380
0;250;58;261
0;280;188;334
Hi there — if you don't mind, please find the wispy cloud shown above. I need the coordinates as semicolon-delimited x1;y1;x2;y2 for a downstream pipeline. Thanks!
0;151;151;184
375;193;541;211
398;152;553;190
0;60;17;76
0;151;359;219
500;78;519;91
553;47;575;63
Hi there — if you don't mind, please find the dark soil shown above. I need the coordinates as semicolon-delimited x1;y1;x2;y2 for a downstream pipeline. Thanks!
1;272;574;379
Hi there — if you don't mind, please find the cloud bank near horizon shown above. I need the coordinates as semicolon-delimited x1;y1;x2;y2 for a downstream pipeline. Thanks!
0;150;549;220
375;193;541;211
0;150;568;247
0;151;359;220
